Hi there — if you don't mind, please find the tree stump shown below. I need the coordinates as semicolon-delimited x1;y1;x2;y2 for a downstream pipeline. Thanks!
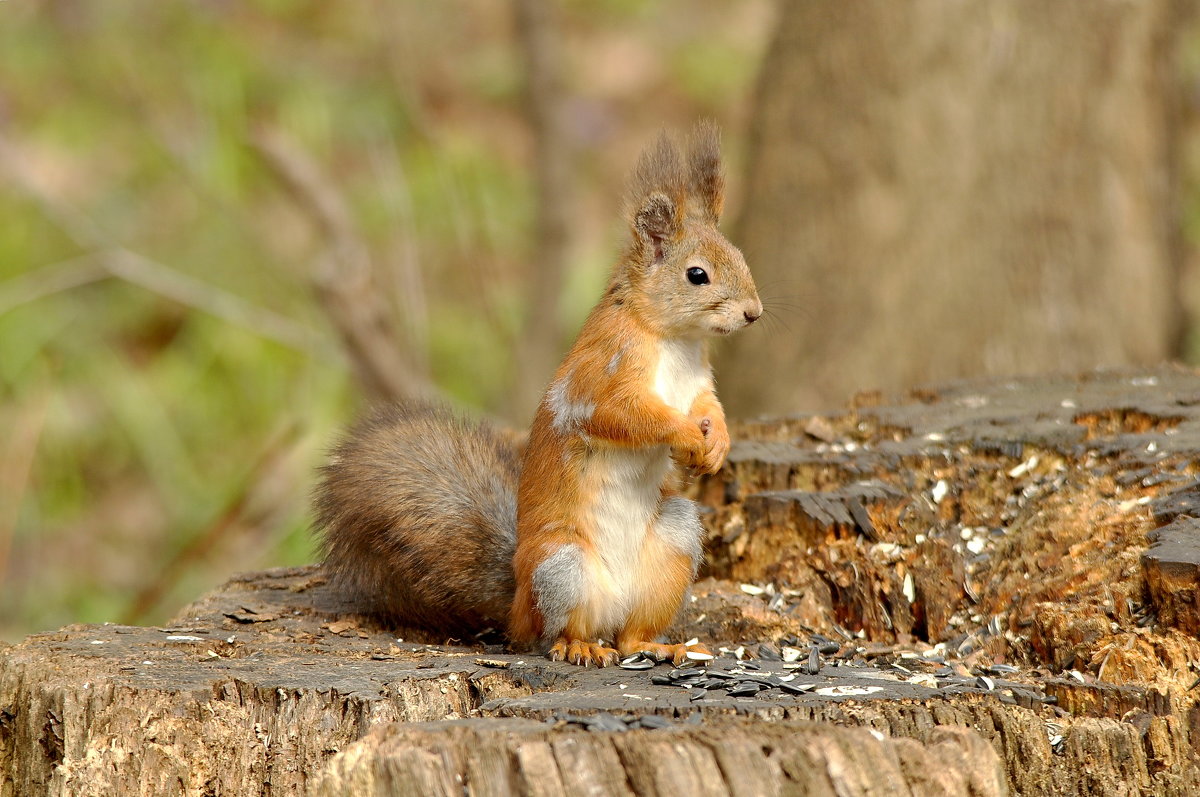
5;367;1200;795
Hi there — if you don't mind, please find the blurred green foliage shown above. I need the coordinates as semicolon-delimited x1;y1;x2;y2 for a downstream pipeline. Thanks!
0;0;770;639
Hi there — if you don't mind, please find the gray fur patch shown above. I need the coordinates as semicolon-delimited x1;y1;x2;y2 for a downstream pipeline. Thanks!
654;497;704;574
606;348;624;375
547;374;595;434
532;543;585;642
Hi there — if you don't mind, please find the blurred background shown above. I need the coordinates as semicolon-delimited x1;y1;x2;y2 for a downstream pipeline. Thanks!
1;0;1198;640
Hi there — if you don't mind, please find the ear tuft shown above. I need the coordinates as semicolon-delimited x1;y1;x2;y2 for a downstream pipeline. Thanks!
624;131;687;263
687;120;725;223
626;133;686;201
634;191;680;262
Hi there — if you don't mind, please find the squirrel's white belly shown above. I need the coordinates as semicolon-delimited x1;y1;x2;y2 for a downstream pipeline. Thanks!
576;341;712;637
580;444;670;635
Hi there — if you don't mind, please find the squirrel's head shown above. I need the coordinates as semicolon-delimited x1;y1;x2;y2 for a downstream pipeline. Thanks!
617;121;761;339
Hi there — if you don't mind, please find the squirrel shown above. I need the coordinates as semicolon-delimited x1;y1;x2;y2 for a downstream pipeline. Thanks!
313;122;761;667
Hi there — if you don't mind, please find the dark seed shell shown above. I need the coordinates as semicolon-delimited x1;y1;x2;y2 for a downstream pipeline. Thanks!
635;715;672;730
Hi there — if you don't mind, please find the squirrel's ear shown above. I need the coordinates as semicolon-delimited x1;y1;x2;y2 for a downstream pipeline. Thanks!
634;191;681;263
687;120;725;224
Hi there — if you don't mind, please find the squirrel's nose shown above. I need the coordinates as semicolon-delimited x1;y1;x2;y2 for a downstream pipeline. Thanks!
744;306;762;324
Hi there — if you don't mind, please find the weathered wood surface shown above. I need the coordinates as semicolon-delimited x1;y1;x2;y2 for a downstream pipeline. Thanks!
5;367;1200;796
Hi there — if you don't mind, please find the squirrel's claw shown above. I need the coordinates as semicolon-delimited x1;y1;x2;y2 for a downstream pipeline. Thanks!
548;638;619;668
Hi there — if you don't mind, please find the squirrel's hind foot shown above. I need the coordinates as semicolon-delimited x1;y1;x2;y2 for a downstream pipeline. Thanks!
547;638;619;668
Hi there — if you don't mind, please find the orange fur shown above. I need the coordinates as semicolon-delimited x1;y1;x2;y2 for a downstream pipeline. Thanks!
509;123;761;666
315;124;757;663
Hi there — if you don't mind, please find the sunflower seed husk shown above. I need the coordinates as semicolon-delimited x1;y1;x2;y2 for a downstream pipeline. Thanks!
693;678;726;690
618;654;656;670
668;668;704;682
727;682;765;697
756;644;782;661
586;714;629;733
778;681;817;695
815;685;884;697
704;670;738;680
802;646;821;675
634;715;672;730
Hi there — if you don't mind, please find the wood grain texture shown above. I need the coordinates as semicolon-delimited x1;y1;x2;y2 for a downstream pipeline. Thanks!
5;368;1200;795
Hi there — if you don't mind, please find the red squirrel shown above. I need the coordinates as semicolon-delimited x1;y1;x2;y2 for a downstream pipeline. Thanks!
314;122;760;667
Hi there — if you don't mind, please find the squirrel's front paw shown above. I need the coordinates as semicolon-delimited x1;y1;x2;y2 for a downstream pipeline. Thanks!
695;415;730;474
671;421;707;470
547;638;619;668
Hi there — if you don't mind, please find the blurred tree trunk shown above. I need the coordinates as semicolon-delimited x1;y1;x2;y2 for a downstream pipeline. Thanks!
512;0;574;421
722;0;1190;415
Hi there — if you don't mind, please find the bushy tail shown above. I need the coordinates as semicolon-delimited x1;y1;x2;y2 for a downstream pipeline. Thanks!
313;403;520;634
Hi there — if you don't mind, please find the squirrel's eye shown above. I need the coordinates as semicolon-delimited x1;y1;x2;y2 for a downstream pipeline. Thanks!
686;266;710;286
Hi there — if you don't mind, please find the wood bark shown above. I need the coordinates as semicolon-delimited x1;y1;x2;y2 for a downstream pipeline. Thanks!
721;0;1188;415
5;368;1200;795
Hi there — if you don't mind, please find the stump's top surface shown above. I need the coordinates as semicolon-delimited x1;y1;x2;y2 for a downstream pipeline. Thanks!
7;367;1200;797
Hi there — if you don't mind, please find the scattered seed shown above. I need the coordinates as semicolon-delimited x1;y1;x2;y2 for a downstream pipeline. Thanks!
727;682;764;697
1008;456;1039;479
588;714;629;733
777;681;816;695
635;715;672;730
802;646;821;675
704;670;738;681
757;644;782;661
815;685;883;697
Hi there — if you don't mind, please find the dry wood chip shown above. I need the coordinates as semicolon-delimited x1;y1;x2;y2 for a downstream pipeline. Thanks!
323;619;359;635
